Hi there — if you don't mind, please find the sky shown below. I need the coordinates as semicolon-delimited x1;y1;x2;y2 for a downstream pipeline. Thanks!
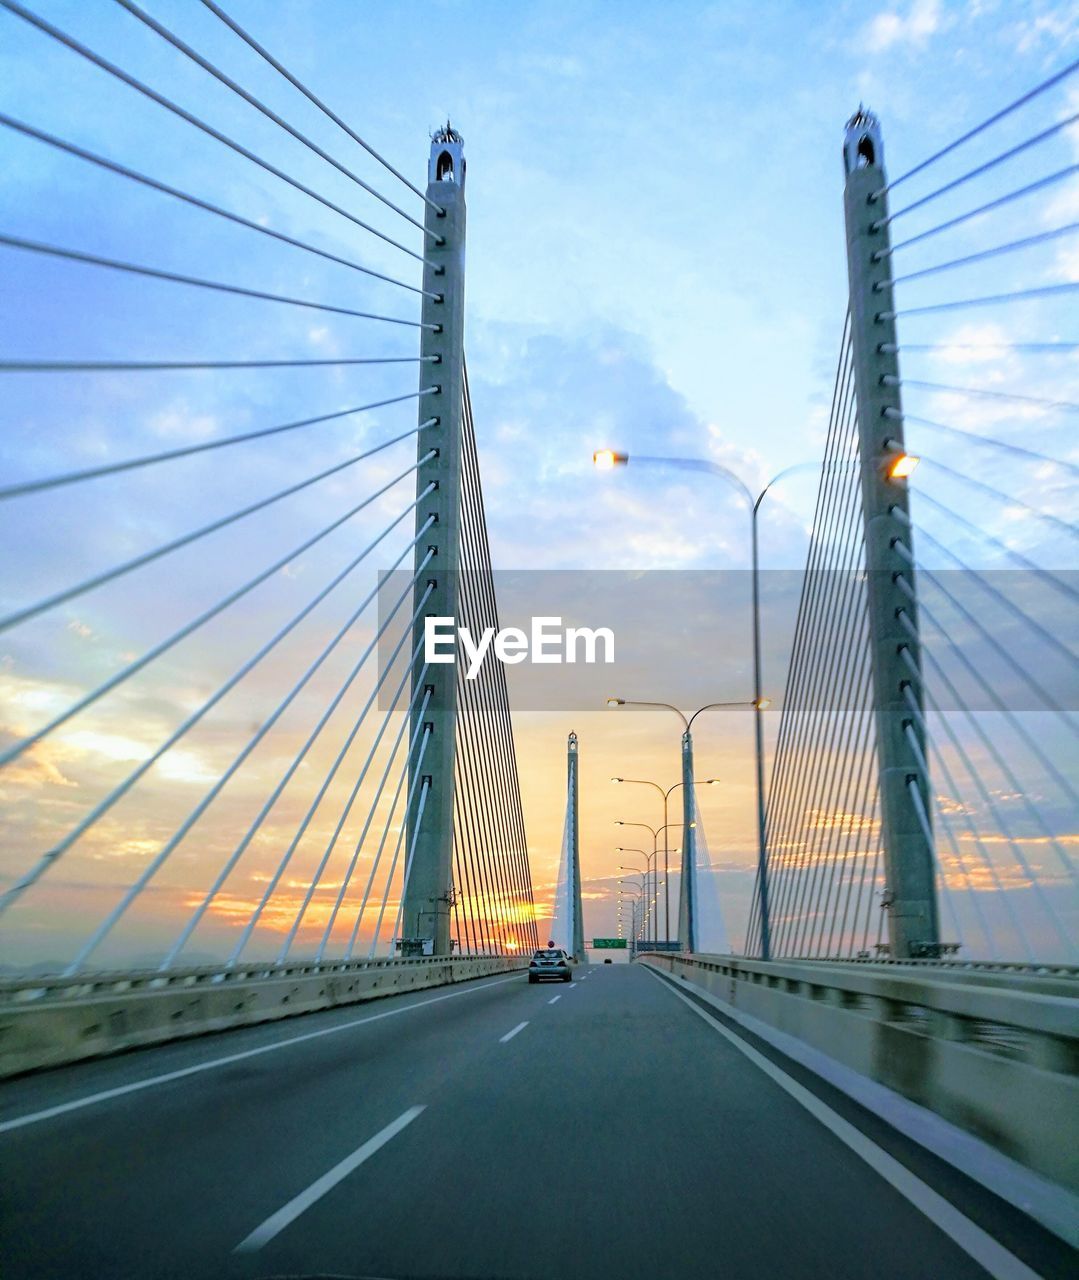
0;0;1077;970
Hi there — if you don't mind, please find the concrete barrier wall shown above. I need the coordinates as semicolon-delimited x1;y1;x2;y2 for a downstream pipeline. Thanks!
642;953;1079;1192
0;955;526;1079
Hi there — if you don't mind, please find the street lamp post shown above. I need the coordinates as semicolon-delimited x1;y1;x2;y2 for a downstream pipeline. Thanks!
595;452;819;959
615;820;682;946
618;895;636;945
618;851;655;943
615;785;674;943
609;700;755;953
617;849;673;949
640;882;666;947
615;823;663;946
618;881;644;950
613;780;717;945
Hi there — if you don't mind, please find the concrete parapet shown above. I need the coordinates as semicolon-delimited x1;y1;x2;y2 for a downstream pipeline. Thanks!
641;952;1079;1193
0;954;525;1078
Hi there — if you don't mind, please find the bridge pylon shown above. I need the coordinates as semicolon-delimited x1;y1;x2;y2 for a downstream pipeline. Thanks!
842;110;940;959
402;125;468;956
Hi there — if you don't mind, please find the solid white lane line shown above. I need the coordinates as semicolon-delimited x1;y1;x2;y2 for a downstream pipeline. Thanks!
0;974;522;1135
234;1106;425;1253
648;970;1041;1280
499;1021;528;1043
548;995;561;1004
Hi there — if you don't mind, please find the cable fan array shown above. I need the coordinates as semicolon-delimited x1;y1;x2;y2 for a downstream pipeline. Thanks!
748;63;1078;962
0;0;535;972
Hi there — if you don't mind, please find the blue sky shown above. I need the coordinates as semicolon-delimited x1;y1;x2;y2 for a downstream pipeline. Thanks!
1;0;1076;967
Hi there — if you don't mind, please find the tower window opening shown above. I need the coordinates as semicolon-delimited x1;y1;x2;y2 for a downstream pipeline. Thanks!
856;134;875;168
436;150;455;182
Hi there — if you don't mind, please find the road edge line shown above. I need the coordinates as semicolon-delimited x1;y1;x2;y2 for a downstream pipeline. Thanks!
645;965;1042;1280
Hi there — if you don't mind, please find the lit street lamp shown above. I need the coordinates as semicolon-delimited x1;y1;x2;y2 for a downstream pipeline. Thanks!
615;820;682;946
886;442;920;480
639;881;666;946
612;777;717;945
609;699;757;952
618;849;658;946
618;880;644;946
594;449;824;958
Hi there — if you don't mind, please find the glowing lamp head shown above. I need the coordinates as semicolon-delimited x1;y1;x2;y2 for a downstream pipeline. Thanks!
593;449;628;470
755;697;772;710
887;452;919;481
606;697;625;708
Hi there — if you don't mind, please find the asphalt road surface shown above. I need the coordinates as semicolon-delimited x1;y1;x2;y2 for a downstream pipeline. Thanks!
1;962;1069;1279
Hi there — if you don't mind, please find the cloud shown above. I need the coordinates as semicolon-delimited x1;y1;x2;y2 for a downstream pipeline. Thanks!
863;0;942;51
1012;4;1079;54
929;322;1016;368
467;322;781;573
147;402;221;443
306;325;341;355
1051;243;1079;284
516;53;586;80
155;746;221;787
0;739;77;793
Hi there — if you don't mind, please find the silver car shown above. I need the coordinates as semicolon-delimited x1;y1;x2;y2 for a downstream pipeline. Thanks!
528;947;572;983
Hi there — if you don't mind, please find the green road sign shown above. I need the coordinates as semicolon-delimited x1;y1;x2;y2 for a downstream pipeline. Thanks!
591;938;627;949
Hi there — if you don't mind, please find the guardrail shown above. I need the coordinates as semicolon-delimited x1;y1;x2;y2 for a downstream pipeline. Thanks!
799;956;1079;980
640;952;1079;1193
0;954;526;1078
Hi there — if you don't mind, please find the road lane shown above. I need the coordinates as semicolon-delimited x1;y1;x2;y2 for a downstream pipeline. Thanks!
2;968;545;1279
0;969;523;1134
1;961;1064;1279
650;969;1042;1280
234;1105;427;1253
258;961;997;1280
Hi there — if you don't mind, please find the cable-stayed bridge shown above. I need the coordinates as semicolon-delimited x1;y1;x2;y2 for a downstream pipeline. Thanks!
0;5;1076;1278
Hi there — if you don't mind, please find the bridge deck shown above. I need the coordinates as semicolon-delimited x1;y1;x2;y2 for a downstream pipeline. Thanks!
1;963;1069;1279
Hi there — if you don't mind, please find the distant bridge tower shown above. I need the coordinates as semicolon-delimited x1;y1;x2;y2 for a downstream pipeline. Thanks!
842;110;940;958
402;125;468;955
